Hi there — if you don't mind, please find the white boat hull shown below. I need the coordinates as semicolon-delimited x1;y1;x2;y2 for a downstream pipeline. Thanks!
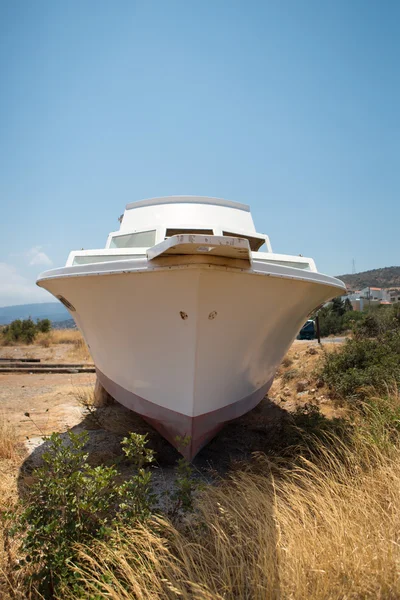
39;264;341;459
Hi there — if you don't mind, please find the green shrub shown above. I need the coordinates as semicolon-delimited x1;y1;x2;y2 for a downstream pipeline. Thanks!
12;431;157;598
320;330;400;400
354;303;400;338
169;457;197;517
317;302;399;338
36;318;51;333
167;436;199;518
318;309;343;337
1;317;52;344
281;368;298;383
118;432;156;523
13;432;117;596
341;309;365;330
331;297;346;316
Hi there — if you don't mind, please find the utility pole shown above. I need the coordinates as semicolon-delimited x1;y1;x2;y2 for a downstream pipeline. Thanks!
315;314;321;344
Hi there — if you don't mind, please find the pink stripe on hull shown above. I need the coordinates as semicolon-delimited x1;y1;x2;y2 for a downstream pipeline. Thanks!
96;369;274;460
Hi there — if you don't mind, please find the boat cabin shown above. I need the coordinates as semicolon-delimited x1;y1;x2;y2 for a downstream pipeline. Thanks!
67;196;316;272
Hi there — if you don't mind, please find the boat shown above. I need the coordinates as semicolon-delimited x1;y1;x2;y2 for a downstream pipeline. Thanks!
36;196;346;459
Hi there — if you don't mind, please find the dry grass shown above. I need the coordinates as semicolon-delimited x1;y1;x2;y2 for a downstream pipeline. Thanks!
74;386;103;427
0;327;91;362
0;466;20;600
0;337;16;347
0;415;19;461
0;416;25;600
74;386;96;409
36;332;53;347
68;336;91;362
69;392;400;600
50;329;92;361
72;458;400;600
50;329;82;344
275;454;400;599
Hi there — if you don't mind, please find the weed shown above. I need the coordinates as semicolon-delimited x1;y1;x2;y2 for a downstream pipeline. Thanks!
118;433;157;523
169;458;196;518
281;356;293;368
281;368;298;383
74;386;103;427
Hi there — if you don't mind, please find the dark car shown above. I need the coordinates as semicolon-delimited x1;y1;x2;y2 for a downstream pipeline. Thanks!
297;319;315;340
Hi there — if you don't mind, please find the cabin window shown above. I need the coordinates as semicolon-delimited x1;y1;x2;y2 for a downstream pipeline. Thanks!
72;255;145;266
165;228;214;237
222;231;265;251
110;230;156;248
258;259;311;270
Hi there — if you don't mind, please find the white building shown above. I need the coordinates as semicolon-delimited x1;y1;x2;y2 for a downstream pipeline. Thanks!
387;289;400;303
358;287;390;302
344;287;393;311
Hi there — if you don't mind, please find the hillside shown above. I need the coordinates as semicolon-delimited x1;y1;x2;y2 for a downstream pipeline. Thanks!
337;266;400;290
0;302;69;325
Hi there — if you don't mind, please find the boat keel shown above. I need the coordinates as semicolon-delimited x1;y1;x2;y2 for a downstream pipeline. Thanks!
96;368;273;460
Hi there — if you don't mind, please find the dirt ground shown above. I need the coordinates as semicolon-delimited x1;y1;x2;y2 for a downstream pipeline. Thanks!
0;343;82;364
0;372;95;442
0;339;345;476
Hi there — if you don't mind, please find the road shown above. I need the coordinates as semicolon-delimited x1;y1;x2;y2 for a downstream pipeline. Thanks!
294;337;347;345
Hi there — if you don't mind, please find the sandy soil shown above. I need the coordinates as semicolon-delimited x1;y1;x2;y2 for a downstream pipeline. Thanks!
0;339;346;498
0;372;95;440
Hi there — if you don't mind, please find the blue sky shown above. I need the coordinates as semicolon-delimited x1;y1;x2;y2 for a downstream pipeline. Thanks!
1;0;399;306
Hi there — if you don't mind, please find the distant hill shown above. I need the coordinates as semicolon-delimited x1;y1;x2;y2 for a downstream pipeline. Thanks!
337;266;400;290
0;302;70;325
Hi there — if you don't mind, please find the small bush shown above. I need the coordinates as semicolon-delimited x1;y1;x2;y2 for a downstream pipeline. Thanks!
2;319;37;345
320;305;400;400
1;318;53;345
354;303;400;338
36;319;51;333
12;431;157;598
13;432;118;595
281;368;298;383
281;356;293;368
118;432;157;523
316;301;398;338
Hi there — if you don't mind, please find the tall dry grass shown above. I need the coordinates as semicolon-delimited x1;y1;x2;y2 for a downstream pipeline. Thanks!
52;330;91;361
69;391;400;600
0;416;24;600
0;415;18;461
37;329;92;361
67;336;91;362
36;332;53;348
50;329;82;344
